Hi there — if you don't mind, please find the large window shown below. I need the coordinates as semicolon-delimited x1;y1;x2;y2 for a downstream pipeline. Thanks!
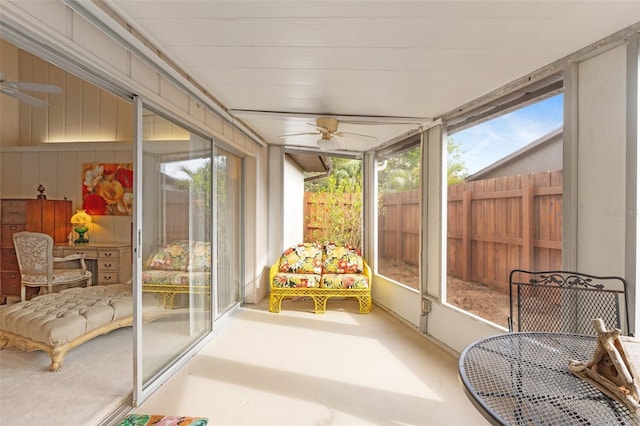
304;157;363;249
445;94;564;325
376;141;421;289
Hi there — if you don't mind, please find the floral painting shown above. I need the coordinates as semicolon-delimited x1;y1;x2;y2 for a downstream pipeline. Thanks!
82;163;133;216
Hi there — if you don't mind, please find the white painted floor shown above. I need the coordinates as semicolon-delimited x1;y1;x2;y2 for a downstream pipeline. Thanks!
133;298;489;425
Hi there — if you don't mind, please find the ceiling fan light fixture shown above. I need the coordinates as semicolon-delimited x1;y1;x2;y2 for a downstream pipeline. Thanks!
317;137;338;151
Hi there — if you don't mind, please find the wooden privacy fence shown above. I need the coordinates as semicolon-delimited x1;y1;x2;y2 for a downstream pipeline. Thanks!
303;170;562;293
378;190;420;265
448;170;562;292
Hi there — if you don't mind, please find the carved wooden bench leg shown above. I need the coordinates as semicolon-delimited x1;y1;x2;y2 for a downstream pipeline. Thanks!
49;346;68;372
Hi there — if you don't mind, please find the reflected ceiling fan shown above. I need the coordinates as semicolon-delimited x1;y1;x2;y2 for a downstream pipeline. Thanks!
279;116;377;150
0;71;62;108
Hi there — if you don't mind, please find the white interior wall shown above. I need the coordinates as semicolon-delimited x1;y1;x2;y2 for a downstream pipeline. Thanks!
1;145;133;244
576;45;628;276
283;157;305;248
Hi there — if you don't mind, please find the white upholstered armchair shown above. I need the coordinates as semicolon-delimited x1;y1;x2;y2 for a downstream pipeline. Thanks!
12;231;93;301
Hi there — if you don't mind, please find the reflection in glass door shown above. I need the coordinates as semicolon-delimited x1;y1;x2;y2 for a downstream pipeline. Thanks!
214;148;242;316
140;107;212;383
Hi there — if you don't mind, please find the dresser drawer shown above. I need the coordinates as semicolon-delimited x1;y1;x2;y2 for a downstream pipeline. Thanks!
61;248;99;258
1;248;18;270
1;201;26;224
1;271;21;296
98;250;120;259
1;224;26;247
97;259;119;271
96;272;119;285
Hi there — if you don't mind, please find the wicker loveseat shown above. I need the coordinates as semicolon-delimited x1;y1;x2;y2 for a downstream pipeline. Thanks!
142;240;211;308
269;242;372;314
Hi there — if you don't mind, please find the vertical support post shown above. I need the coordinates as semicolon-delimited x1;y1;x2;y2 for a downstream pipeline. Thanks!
522;183;535;270
462;190;472;281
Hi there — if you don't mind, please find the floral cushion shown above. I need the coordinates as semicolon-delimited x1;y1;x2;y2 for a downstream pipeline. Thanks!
278;243;323;274
141;270;210;286
189;241;212;272
145;241;190;271
321;273;369;289
322;243;364;274
272;273;321;288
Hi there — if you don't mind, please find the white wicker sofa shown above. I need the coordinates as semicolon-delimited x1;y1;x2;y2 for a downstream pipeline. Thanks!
0;284;132;371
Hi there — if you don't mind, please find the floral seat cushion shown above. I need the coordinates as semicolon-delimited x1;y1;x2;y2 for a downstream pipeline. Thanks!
321;273;369;289
272;273;321;288
145;241;190;271
141;270;210;286
323;243;364;274
21;269;91;285
278;243;323;274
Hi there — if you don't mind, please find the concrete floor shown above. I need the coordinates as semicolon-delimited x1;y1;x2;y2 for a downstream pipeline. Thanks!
134;298;489;425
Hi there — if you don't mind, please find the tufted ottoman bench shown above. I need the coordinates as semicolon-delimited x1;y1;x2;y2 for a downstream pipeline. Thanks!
0;284;132;371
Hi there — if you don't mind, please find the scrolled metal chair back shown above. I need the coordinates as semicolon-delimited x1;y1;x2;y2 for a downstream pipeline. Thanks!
508;269;630;336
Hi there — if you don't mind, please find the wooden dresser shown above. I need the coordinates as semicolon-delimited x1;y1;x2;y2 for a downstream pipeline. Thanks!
53;243;132;286
0;198;72;303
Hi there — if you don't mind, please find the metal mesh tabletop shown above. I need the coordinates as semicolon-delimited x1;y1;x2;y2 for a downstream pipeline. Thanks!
458;333;637;425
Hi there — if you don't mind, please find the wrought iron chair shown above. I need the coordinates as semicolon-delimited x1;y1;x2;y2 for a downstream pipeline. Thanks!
13;231;93;301
508;269;630;336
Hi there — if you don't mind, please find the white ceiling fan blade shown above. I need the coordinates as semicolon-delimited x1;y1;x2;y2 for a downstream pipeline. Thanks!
10;81;62;94
0;88;50;108
278;131;321;138
336;131;378;140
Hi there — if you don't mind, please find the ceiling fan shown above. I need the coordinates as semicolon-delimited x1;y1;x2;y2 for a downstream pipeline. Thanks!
0;71;62;108
279;116;377;150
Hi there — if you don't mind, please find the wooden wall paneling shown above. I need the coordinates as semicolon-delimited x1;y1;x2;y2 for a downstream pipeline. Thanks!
82;82;100;141
99;92;118;141
57;151;77;202
65;72;83;141
17;50;32;144
37;152;58;198
1;152;20;197
31;55;48;144
19;152;39;196
48;63;66;142
116;98;134;142
0;40;19;146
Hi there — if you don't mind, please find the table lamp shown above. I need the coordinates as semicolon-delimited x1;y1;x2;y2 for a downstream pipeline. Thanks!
70;209;92;244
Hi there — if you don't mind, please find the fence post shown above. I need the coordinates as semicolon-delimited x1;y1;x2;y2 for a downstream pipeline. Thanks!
462;190;472;281
522;183;535;270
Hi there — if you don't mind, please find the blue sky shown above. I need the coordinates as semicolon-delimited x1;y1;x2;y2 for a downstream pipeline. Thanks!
451;94;564;175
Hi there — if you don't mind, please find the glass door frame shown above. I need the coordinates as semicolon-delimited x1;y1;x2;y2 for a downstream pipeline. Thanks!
132;97;220;406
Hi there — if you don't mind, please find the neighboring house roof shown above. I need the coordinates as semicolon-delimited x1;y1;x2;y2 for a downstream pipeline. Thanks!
465;127;563;181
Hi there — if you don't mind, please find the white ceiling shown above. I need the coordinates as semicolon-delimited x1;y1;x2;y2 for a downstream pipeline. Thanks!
105;1;640;153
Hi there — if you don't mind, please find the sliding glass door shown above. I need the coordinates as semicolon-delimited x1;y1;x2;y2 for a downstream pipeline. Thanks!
139;107;213;383
213;147;243;317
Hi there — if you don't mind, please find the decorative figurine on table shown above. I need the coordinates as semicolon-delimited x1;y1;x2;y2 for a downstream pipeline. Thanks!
569;318;640;413
37;184;46;199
